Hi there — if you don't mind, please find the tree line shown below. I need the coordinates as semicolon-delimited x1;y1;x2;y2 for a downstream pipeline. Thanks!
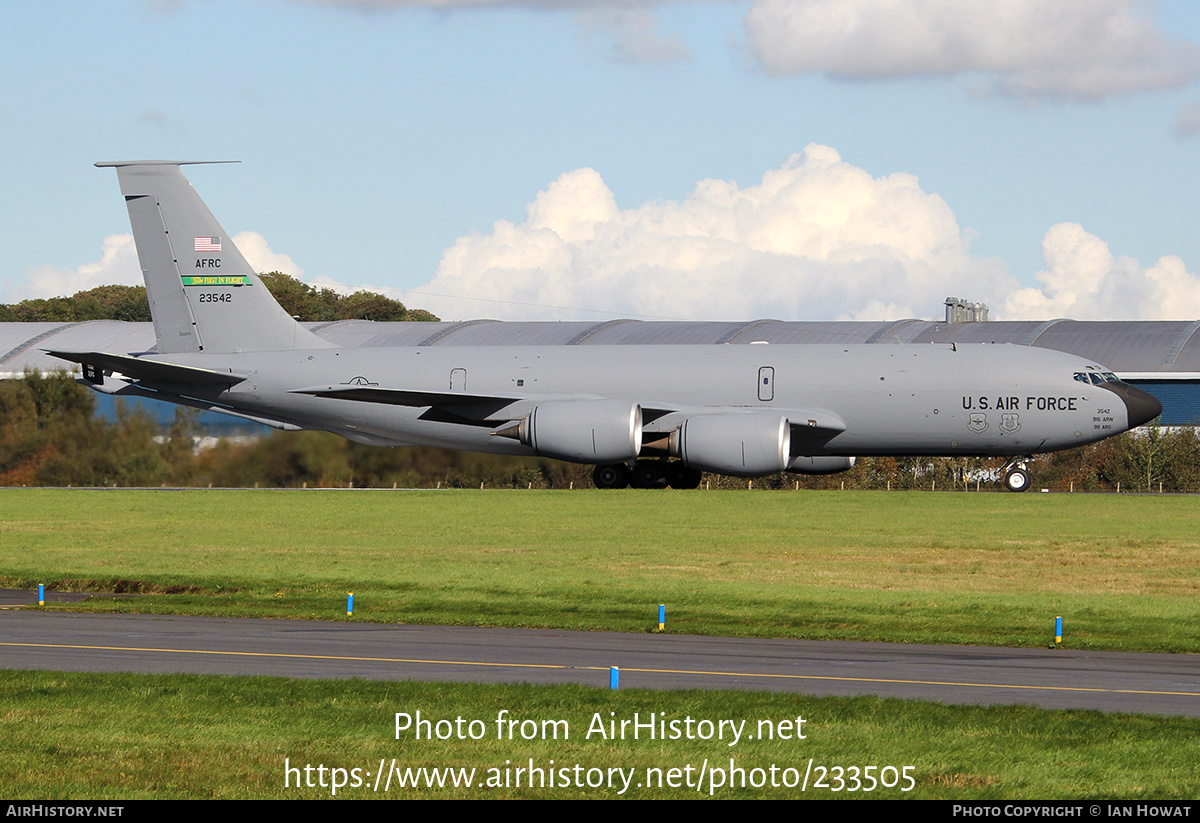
2;372;1197;492
0;372;583;489
0;274;438;323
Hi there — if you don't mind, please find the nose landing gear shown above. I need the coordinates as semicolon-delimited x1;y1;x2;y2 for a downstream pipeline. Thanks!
1001;460;1031;493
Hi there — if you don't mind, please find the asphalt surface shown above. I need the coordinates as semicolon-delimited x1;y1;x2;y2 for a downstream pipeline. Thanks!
2;595;1199;716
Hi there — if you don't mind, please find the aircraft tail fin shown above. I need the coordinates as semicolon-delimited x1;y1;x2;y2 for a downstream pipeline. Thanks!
95;160;331;354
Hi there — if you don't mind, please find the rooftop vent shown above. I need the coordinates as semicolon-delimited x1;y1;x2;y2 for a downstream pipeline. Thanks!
945;297;989;324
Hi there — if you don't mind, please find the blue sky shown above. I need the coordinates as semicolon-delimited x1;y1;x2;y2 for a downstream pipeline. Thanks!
4;0;1200;322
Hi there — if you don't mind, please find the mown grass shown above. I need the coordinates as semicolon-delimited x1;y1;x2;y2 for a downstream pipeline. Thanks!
2;670;1197;799
5;490;1199;801
3;489;1200;651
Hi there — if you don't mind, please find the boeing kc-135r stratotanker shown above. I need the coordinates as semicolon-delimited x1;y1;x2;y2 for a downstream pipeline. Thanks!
48;161;1161;491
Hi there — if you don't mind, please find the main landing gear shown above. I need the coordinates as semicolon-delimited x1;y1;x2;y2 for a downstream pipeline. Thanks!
592;460;703;490
1001;459;1032;493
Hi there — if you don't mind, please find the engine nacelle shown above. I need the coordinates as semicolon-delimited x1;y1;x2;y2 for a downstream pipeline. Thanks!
513;400;643;463
673;413;791;476
787;456;857;475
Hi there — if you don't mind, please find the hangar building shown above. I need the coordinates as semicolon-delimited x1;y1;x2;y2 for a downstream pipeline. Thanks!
2;310;1199;425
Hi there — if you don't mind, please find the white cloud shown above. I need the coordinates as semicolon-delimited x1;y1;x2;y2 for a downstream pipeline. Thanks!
744;0;1200;102
299;0;693;64
22;160;1196;326
16;234;142;301
1174;101;1200;136
1003;223;1200;319
231;231;305;278
138;109;169;125
293;0;1200;98
14;231;303;301
574;7;691;63
408;144;1017;322
296;0;663;8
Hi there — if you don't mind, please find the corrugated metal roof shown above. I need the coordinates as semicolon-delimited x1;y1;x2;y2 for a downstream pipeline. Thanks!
1032;321;1191;370
0;321;156;376
9;318;1200;375
903;320;1041;345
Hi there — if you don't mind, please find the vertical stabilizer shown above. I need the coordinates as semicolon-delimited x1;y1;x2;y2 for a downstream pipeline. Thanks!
95;161;331;353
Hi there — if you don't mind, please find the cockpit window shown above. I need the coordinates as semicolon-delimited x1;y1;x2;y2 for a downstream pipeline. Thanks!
1074;371;1123;384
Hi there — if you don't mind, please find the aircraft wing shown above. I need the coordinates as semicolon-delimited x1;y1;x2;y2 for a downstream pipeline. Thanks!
784;407;848;453
93;376;305;432
643;405;847;435
292;384;526;428
784;408;847;434
297;385;846;440
296;385;679;417
292;385;520;408
45;350;247;386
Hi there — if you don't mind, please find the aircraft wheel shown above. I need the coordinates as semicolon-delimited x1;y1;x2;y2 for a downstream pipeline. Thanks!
630;461;668;489
592;463;629;489
667;463;703;489
1003;467;1031;493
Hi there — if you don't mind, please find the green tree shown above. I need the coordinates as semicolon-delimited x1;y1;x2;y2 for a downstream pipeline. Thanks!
336;290;410;321
73;285;152;322
258;272;436;322
1098;426;1200;492
1101;427;1169;492
2;278;437;324
9;296;96;322
4;286;150;322
258;272;335;321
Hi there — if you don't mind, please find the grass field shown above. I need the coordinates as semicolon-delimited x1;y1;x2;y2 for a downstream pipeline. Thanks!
5;488;1200;800
4;670;1199;799
3;488;1200;651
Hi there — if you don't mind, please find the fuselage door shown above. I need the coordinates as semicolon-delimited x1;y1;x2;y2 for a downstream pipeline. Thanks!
758;366;775;402
450;368;466;392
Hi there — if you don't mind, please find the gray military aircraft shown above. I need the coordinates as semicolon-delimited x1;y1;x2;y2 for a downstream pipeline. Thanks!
48;161;1161;492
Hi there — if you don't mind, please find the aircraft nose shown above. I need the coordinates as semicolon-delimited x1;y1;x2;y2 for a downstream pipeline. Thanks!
1103;382;1162;428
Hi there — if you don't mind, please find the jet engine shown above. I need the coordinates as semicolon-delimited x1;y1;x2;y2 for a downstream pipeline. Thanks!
787;456;857;475
672;413;791;476
501;400;643;463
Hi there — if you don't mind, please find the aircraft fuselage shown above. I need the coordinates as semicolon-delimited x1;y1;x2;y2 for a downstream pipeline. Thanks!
62;161;1162;490
147;341;1139;459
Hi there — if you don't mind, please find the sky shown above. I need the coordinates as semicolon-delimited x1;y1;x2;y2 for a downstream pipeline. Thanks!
4;0;1200;323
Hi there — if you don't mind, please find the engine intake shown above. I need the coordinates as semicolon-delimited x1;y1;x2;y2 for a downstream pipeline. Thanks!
672;413;791;476
502;400;643;463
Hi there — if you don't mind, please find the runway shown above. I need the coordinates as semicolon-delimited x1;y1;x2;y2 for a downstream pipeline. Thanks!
3;604;1200;716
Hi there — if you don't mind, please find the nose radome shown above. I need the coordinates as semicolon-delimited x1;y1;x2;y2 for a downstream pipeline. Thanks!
1102;382;1163;428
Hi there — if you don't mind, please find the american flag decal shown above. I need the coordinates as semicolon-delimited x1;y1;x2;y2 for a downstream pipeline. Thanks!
194;236;222;252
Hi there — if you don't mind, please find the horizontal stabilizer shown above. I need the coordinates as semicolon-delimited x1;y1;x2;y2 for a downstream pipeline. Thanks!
92;377;301;431
45;350;247;386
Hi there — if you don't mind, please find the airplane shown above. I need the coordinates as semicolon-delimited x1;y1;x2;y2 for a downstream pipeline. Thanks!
47;160;1162;492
